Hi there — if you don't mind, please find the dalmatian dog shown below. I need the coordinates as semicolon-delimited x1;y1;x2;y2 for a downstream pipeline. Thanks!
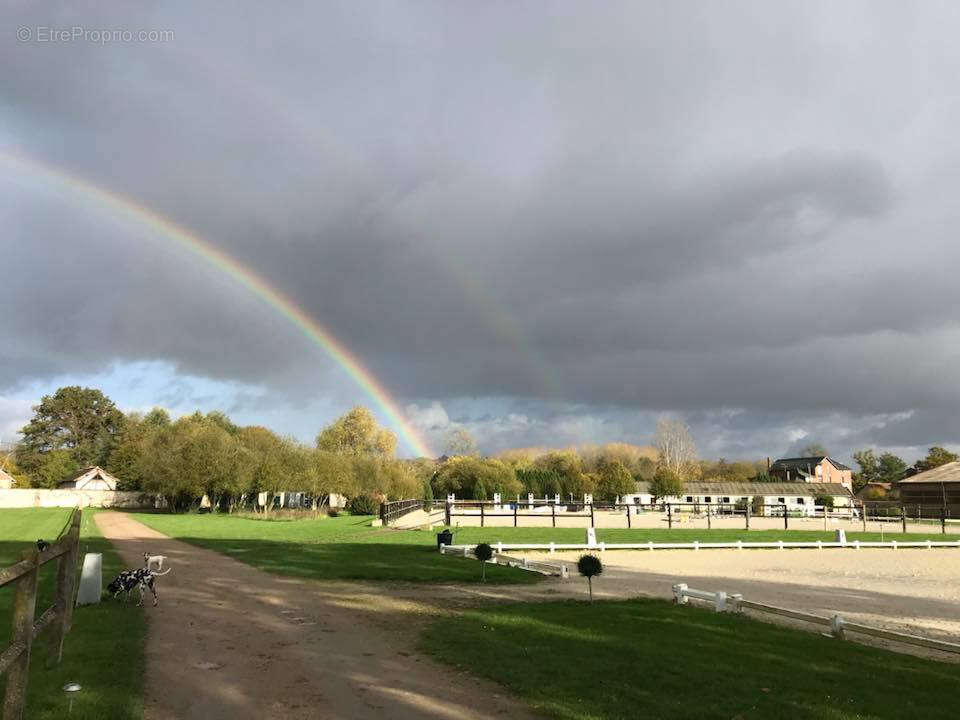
107;566;171;606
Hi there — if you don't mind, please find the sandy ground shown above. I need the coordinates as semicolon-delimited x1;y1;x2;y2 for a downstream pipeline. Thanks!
94;512;539;720
507;547;960;649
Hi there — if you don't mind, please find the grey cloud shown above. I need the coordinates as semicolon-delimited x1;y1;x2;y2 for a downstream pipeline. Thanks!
3;1;960;457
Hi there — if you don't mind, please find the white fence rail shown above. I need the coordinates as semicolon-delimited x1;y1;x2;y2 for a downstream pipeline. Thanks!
672;583;960;656
439;539;960;554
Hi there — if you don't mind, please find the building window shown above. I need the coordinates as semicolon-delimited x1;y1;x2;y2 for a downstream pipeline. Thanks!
704;496;712;503
686;496;693;502
777;497;785;503
796;497;805;505
722;496;730;503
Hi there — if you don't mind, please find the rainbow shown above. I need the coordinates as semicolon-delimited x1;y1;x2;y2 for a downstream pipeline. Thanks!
0;149;433;458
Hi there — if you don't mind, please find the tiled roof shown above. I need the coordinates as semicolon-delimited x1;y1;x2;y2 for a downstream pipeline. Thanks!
769;456;851;472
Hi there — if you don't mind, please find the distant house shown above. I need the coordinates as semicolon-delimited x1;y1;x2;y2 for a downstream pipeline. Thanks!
768;456;853;491
625;480;854;514
57;466;119;491
897;461;960;509
0;467;14;489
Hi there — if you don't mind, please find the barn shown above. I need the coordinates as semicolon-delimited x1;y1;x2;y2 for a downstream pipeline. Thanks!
897;461;960;513
57;466;120;491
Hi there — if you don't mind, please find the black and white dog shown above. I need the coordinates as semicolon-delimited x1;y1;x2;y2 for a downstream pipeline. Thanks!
107;566;171;606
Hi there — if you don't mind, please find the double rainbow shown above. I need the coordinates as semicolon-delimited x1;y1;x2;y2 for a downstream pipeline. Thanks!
0;149;433;458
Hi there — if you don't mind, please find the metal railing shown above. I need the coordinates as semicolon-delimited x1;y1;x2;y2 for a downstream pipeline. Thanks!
1;507;81;719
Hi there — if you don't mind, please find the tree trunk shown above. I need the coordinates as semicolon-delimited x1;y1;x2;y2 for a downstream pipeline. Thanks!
588;577;593;603
482;562;486;582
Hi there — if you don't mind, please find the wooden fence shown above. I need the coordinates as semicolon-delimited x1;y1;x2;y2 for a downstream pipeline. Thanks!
379;498;425;526
0;507;81;720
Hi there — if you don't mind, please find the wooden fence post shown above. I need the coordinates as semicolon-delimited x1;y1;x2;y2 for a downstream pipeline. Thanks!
552;502;556;528
783;503;788;530
942;508;947;535
445;501;451;526
707;505;712;530
3;548;40;720
50;510;81;664
480;502;485;527
861;502;867;532
901;504;907;534
745;503;750;530
513;502;518;527
626;503;631;529
667;503;673;529
590;503;595;528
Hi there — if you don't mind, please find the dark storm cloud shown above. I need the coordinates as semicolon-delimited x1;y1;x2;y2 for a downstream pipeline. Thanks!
3;1;960;457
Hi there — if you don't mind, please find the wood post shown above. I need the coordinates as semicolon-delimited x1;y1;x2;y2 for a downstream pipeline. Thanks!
50;511;80;664
590;503;595;528
3;548;40;720
513;502;518;527
861;502;866;532
445;501;451;526
667;503;673;529
552;502;556;528
707;505;711;530
942;508;947;535
480;502;485;527
626;503;631;529
783;503;788;530
745;503;750;530
901;504;907;534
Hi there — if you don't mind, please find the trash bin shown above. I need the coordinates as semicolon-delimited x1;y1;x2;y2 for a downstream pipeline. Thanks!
437;529;453;549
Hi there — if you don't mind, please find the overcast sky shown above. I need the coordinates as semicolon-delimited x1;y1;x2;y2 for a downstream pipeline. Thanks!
3;1;960;462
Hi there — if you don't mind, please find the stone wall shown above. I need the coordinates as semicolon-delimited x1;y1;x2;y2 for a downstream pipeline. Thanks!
0;488;164;509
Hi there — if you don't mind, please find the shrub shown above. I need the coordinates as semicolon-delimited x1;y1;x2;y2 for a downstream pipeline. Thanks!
326;507;340;518
346;493;380;516
814;494;835;508
474;543;494;581
577;554;603;602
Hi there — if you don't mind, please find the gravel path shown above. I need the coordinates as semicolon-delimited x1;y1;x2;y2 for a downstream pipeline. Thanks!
94;512;537;720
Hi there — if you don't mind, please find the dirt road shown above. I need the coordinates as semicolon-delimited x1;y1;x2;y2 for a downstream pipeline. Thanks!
95;513;537;720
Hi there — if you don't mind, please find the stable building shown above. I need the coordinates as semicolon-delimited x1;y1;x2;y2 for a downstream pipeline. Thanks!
897;461;960;510
57;466;120;491
624;481;854;515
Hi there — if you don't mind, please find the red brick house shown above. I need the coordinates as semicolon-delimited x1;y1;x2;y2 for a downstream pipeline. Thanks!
768;456;853;491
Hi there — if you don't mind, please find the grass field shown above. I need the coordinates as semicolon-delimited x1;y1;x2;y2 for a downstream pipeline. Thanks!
422;598;960;720
130;512;953;585
130;512;544;583
0;508;145;720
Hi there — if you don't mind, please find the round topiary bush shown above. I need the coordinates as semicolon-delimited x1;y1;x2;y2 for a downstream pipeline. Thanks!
577;554;603;602
345;494;380;516
474;542;494;581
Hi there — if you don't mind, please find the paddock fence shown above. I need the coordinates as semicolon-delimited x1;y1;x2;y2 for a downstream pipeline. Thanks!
672;582;960;657
0;507;81;720
439;538;960;554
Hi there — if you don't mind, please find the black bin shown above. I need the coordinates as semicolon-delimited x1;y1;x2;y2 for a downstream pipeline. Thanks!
437;529;453;549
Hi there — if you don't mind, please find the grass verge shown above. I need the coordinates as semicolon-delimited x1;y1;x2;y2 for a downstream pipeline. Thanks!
421;597;960;720
0;508;145;720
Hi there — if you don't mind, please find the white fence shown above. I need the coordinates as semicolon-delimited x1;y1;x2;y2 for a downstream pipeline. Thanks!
440;538;960;554
672;583;960;656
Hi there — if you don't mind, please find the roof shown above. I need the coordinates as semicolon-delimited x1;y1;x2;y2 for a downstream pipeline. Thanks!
898;461;960;485
634;481;852;497
0;467;14;486
769;456;851;472
59;466;119;490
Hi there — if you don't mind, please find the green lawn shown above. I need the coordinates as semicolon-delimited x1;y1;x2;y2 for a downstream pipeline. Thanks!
130;513;543;584
422;598;960;720
128;512;954;585
0;508;145;720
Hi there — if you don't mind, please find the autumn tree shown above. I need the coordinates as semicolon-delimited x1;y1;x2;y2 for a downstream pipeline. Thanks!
431;456;520;500
315;406;396;457
654;418;698;480
595;460;635;501
649;466;683;502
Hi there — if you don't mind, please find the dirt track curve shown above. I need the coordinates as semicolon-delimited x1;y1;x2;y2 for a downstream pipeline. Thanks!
95;513;537;720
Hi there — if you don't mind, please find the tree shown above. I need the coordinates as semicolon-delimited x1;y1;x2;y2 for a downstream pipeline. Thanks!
516;468;563;496
853;449;879;488
800;443;829;457
106;408;172;491
32;449;79;489
474;543;493;581
533;450;586;499
595;461;634;502
877;452;907;484
421;476;434;510
913;446;959;473
577;554;603;603
649;466;683;502
17;386;125;482
654;418;697;479
444;428;477;456
316;406;397;457
432;456;520;500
